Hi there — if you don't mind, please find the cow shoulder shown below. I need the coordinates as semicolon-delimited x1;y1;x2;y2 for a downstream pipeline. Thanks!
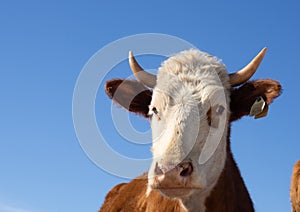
100;176;184;212
100;178;147;212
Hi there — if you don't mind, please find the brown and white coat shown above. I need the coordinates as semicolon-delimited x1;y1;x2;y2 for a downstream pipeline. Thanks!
100;48;282;212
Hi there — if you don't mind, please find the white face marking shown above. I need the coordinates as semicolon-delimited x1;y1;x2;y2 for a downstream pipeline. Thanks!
147;49;231;199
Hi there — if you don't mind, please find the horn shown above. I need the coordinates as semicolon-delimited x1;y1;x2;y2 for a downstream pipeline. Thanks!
229;48;267;86
129;51;157;88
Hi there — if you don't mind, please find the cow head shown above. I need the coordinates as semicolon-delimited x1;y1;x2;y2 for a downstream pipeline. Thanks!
105;48;281;199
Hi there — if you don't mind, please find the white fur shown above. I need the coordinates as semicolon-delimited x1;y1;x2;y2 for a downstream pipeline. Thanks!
147;49;231;210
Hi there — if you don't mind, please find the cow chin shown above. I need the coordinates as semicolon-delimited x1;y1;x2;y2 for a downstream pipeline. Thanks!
149;178;202;198
156;187;196;198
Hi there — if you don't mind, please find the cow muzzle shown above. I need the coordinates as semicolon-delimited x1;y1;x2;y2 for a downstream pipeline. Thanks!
151;162;199;197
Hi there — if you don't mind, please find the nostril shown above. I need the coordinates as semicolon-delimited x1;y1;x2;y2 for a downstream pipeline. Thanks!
179;162;193;177
154;163;163;175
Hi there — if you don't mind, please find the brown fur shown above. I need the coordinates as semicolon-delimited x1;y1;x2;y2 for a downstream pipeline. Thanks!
291;160;300;212
101;78;282;211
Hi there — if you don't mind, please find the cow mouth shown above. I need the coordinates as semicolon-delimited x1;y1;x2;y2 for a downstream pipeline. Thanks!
153;187;201;197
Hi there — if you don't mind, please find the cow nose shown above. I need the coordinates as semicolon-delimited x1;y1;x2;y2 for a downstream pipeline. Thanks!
154;162;193;183
154;163;164;175
179;162;193;177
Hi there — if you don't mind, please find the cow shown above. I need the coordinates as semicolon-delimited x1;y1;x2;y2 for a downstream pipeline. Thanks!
291;160;300;212
100;48;282;212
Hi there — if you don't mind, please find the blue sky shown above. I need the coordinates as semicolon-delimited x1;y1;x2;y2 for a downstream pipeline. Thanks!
0;0;299;211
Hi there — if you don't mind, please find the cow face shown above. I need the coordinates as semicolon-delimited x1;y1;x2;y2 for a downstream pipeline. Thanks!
105;48;281;199
145;50;231;198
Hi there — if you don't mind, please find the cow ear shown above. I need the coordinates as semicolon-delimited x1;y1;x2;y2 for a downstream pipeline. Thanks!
230;79;282;121
105;79;152;118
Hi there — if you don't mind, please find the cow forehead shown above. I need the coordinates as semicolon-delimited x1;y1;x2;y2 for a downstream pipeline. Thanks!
151;49;230;110
158;49;228;80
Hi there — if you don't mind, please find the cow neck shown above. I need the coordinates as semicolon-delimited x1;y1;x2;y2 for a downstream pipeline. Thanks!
179;127;254;212
204;126;254;212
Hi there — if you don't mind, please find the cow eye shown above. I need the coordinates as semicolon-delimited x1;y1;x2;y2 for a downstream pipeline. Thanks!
149;107;161;120
216;105;225;115
152;107;159;115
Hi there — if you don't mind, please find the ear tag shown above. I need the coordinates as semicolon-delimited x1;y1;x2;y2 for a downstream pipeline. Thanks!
249;96;266;117
255;103;269;119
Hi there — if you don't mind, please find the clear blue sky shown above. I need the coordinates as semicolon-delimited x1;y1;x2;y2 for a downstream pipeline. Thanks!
0;1;299;211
